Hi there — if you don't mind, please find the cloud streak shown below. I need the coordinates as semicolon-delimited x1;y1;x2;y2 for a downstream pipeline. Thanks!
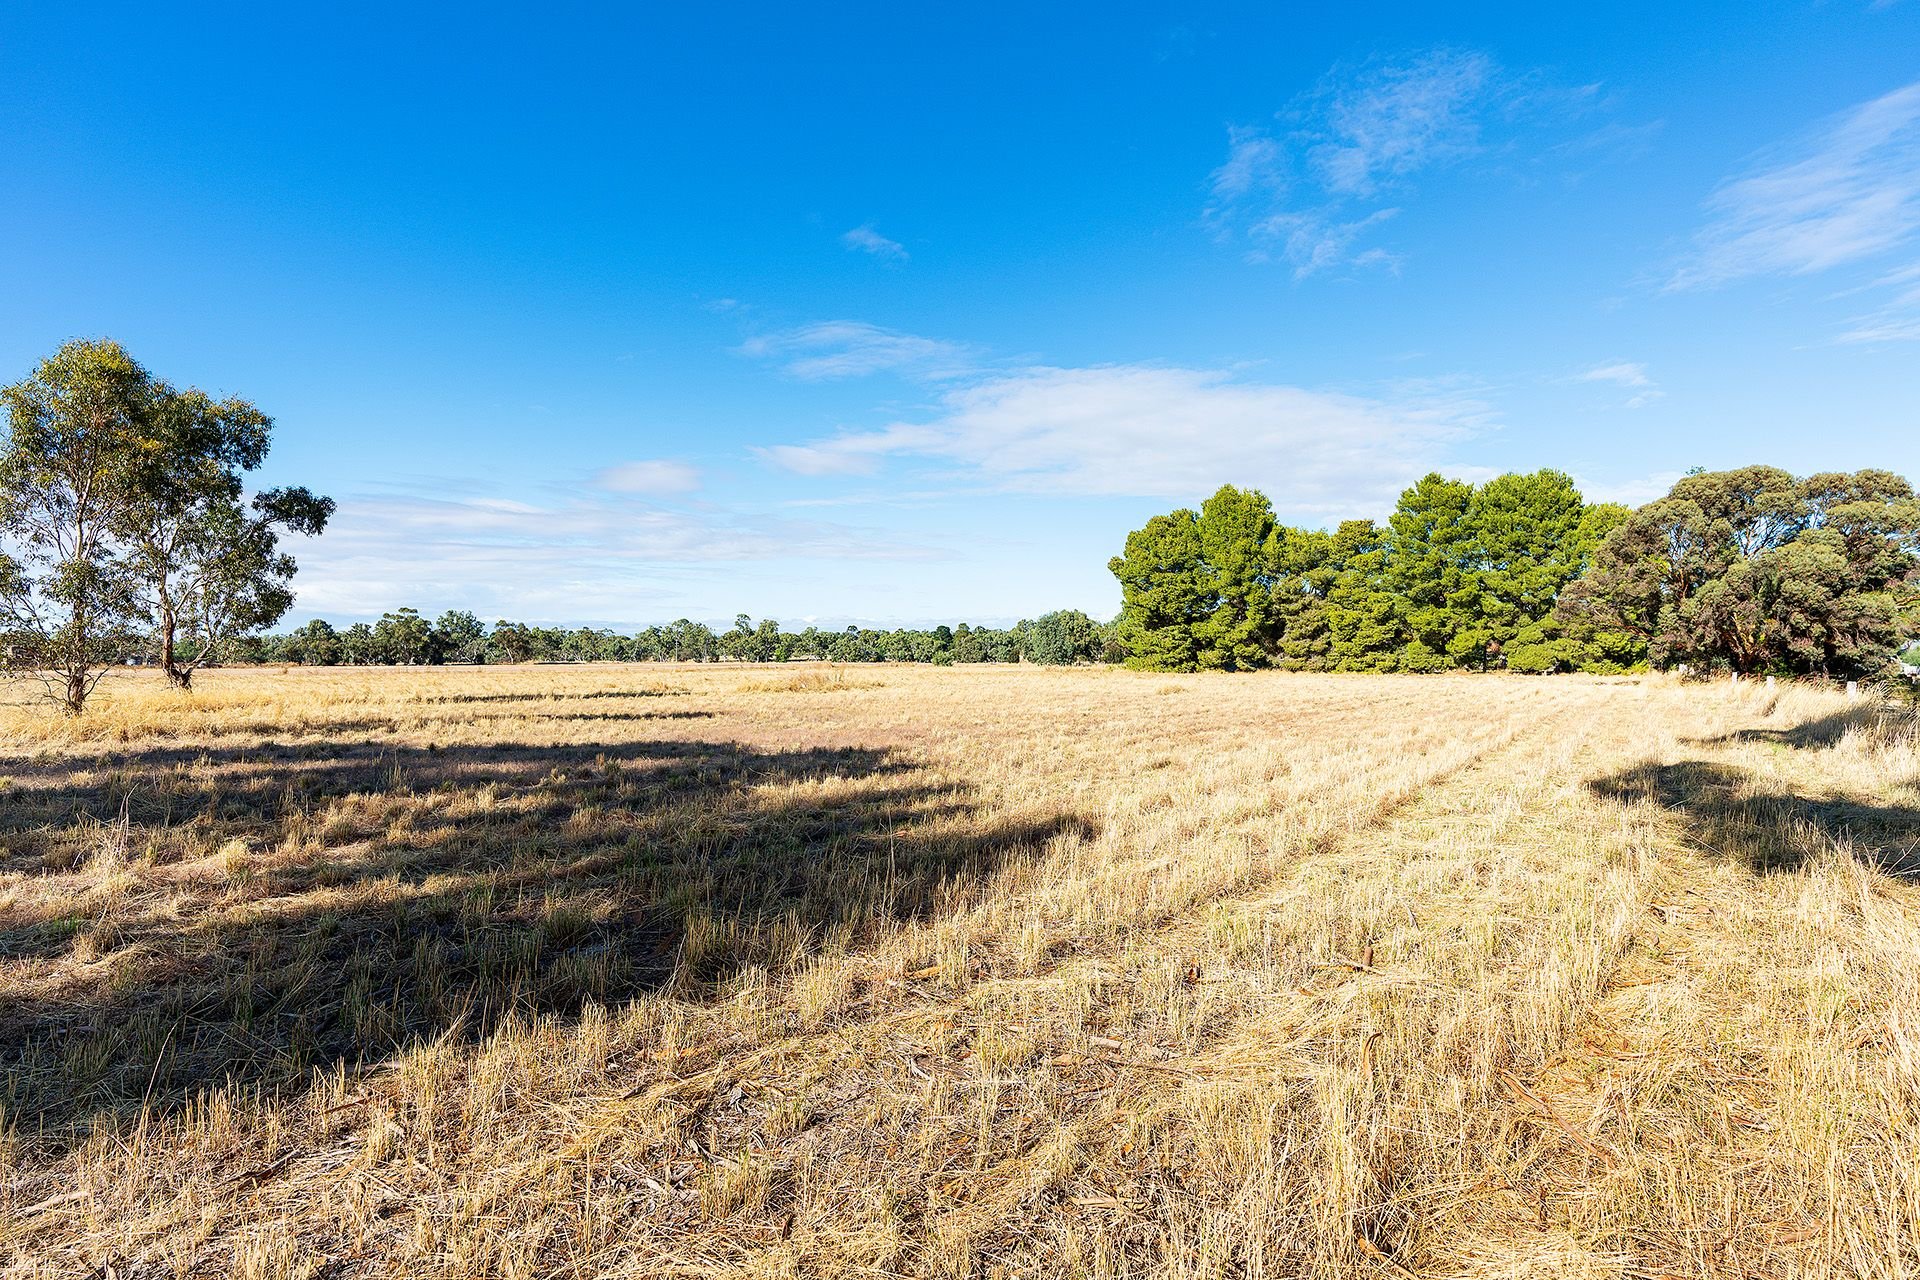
841;224;908;261
1837;261;1920;342
594;459;701;494
1306;50;1495;198
1574;360;1663;408
1671;81;1920;290
288;487;936;624
737;321;979;380
1575;361;1653;387
759;362;1488;514
1208;49;1601;277
1213;50;1528;276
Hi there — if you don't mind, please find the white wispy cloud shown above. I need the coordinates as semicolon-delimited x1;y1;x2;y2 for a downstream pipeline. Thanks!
1246;208;1401;275
1209;126;1286;205
1575;361;1653;387
1670;81;1920;294
1208;49;1606;277
287;488;935;624
1205;53;1643;278
1576;470;1685;508
1837;259;1920;342
758;362;1488;513
594;459;701;494
755;425;940;478
1307;49;1495;197
1573;360;1663;408
737;321;979;380
841;224;908;261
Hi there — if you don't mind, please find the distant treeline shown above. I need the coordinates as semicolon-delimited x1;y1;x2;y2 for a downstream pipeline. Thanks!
241;609;1120;667
1111;466;1919;678
234;465;1917;681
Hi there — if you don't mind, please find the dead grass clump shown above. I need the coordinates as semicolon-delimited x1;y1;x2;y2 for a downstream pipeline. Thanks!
733;665;880;694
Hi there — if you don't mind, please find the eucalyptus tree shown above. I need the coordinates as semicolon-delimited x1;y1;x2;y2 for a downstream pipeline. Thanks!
374;607;438;664
284;618;341;665
0;340;150;712
0;339;332;705
339;622;378;665
1026;609;1102;665
491;620;540;663
433;610;488;663
1559;466;1920;676
132;482;332;688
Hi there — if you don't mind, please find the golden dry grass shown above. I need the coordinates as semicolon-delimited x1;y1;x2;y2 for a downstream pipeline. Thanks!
1;663;1917;1278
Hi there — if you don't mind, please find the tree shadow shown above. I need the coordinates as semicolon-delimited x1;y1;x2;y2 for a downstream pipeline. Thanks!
1587;759;1920;877
0;732;1091;1152
397;688;690;705
1685;704;1882;750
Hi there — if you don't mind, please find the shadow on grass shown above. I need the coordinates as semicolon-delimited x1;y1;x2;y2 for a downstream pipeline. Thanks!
1685;703;1881;751
1587;758;1920;877
0;731;1091;1151
397;687;691;705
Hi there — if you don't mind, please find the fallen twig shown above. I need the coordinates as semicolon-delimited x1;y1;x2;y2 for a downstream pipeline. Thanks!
1499;1070;1616;1168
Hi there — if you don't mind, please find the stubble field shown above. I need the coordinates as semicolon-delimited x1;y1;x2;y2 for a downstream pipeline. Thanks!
1;663;1917;1278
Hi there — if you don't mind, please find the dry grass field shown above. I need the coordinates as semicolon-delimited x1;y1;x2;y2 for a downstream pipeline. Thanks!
1;663;1917;1278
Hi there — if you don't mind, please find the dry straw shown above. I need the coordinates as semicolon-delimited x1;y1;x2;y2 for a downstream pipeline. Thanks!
0;664;1915;1277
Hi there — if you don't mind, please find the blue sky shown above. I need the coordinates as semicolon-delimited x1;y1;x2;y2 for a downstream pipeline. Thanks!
3;3;1917;628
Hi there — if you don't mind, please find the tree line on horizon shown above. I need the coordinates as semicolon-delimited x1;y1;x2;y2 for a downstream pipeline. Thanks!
1110;466;1920;678
248;608;1118;668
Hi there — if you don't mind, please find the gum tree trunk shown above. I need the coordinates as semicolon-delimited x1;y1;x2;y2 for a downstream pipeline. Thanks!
159;595;193;688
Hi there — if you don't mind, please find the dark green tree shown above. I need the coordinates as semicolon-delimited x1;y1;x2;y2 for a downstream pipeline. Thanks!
284;618;341;665
1269;523;1365;670
1451;470;1592;670
1193;485;1279;670
1504;500;1637;673
1324;523;1401;672
1384;473;1474;671
1026;609;1100;665
433;610;488;663
374;607;438;664
1109;509;1208;671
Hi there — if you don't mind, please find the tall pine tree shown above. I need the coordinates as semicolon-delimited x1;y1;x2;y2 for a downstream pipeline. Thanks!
1384;473;1475;671
1193;485;1279;671
1109;510;1208;671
